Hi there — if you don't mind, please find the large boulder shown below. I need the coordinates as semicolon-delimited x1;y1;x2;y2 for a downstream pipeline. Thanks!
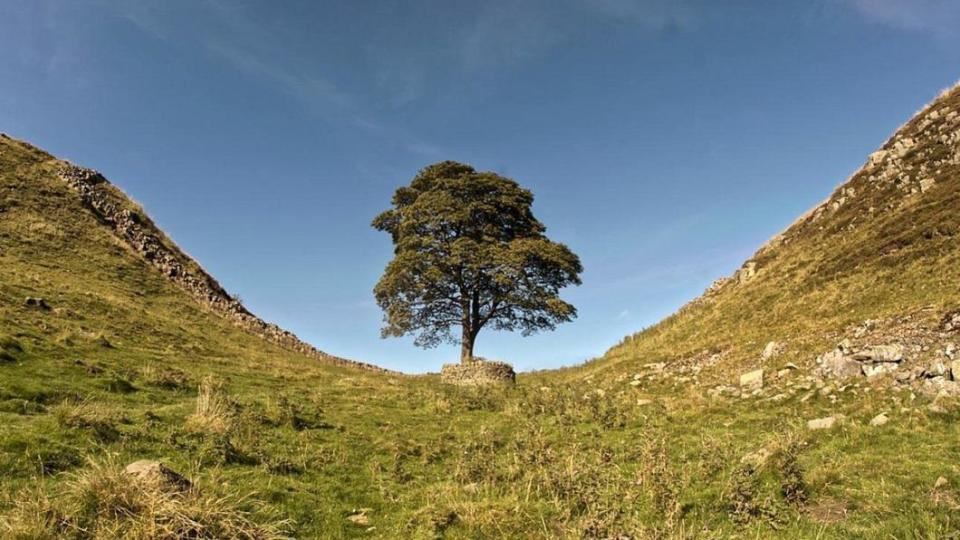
440;359;516;386
816;349;862;379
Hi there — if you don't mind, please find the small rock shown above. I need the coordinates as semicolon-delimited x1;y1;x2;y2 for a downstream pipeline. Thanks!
853;344;904;363
23;297;50;310
347;509;372;526
951;359;960;381
935;476;949;490
928;402;949;414
894;370;914;383
920;377;960;398
124;460;191;492
869;413;889;427
762;341;786;360
862;362;899;378
629;379;642;387
740;369;764;391
807;416;839;431
636;398;653;406
925;361;948;378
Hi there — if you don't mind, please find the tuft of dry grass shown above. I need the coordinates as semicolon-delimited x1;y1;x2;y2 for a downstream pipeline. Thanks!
52;401;124;443
0;457;291;539
185;376;233;435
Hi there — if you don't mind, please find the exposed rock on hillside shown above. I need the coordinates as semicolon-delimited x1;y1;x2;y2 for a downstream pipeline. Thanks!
57;165;389;373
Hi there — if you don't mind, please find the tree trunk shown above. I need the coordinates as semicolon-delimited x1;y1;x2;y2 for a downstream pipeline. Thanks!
460;329;475;363
460;295;474;363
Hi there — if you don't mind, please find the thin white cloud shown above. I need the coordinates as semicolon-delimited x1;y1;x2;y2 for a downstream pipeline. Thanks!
848;0;960;38
204;39;353;112
458;0;700;72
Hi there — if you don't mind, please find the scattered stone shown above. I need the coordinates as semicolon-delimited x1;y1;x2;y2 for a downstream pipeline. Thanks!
440;359;516;386
629;379;642;387
23;297;50;310
708;385;740;399
736;261;758;284
919;376;960;398
762;341;786;360
852;344;904;363
928;402;949;414
636;398;653;406
863;362;899;378
124;460;191;492
894;370;915;383
925;361;948;378
347;509;372;526
817;349;862;379
853;320;878;338
951;360;960;381
870;413;889;427
807;416;840;431
740;369;764;391
935;476;949;490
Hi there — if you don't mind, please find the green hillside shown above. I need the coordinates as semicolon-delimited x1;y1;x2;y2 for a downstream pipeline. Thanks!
2;81;960;539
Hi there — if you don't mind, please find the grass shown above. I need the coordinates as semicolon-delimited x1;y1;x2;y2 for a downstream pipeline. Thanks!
2;81;960;538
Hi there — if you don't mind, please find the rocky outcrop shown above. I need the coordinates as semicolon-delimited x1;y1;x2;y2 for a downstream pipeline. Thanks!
440;359;516;386
57;165;391;373
815;341;906;380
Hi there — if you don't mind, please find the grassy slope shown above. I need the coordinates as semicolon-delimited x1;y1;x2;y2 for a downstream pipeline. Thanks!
577;83;960;383
0;80;959;539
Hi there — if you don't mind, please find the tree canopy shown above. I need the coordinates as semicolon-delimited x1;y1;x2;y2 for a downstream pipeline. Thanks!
372;161;582;362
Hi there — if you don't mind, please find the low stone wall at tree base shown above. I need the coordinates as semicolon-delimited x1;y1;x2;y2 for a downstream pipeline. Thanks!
440;359;517;386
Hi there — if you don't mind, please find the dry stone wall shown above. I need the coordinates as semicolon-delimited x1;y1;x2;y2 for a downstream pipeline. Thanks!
58;164;391;373
440;359;517;386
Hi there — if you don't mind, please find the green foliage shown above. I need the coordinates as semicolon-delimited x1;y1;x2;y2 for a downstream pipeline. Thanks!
373;161;582;360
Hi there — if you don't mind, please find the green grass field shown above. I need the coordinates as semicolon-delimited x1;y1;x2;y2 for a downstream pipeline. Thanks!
2;81;960;539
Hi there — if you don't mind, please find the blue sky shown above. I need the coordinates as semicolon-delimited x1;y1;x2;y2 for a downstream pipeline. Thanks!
2;1;959;372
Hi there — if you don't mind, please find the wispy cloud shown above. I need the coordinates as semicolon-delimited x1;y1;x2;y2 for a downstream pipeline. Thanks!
848;0;960;38
205;39;353;112
458;0;700;72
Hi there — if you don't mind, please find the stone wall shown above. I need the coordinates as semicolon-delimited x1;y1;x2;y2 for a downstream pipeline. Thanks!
440;359;516;386
57;164;391;373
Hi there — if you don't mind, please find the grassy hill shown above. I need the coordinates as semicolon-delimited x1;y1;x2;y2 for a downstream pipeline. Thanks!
2;81;960;539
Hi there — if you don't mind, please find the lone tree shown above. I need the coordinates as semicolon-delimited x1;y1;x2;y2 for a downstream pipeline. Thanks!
372;161;582;363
